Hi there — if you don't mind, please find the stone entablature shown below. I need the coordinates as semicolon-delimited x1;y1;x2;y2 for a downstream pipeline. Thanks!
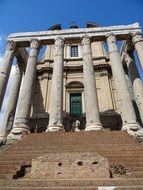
8;23;141;44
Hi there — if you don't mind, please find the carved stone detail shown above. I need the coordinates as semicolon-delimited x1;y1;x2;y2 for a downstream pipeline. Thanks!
132;32;143;44
81;35;90;46
30;39;40;49
106;33;116;44
54;37;64;47
7;41;16;51
123;53;133;64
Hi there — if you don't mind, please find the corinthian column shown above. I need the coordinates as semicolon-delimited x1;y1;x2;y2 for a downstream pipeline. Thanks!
82;35;103;131
107;34;141;131
124;53;143;124
0;63;22;140
0;41;16;110
46;37;65;132
132;32;143;71
9;39;40;139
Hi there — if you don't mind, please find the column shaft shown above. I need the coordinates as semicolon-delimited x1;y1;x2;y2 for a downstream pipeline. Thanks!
46;38;64;132
132;32;143;71
107;34;141;131
10;39;40;137
0;63;22;139
82;36;103;131
0;41;16;109
124;53;143;124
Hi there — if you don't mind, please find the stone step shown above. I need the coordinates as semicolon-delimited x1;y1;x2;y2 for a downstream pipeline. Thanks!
1;153;142;159
0;168;18;173
1;154;143;160
0;187;98;190
17;138;136;143
5;146;142;152
0;187;143;190
0;160;30;165
21;131;130;137
0;179;143;187
14;139;138;144
130;167;143;172
0;174;13;180
0;165;20;170
0;155;143;164
0;131;142;189
3;149;143;154
0;160;143;167
127;172;143;178
116;187;143;190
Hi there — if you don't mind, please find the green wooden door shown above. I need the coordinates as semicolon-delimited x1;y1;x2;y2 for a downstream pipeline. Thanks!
70;93;82;116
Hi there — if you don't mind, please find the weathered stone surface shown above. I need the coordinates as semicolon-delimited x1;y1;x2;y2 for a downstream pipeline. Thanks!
10;39;40;138
8;23;141;45
82;35;103;131
0;64;22;138
132;32;143;71
107;33;141;132
0;41;16;109
123;53;143;124
109;164;127;178
28;152;110;179
46;37;64;132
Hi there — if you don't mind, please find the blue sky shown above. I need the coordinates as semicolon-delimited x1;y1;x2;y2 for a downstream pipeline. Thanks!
0;0;143;64
0;0;143;35
0;0;143;125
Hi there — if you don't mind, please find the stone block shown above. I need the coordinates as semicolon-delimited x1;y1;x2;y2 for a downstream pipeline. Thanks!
28;152;110;179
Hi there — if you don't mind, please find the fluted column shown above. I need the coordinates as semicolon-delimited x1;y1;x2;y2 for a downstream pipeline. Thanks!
46;37;64;132
9;39;40;138
107;33;141;131
124;53;143;124
0;41;16;110
132;32;143;71
82;35;103;131
0;63;23;140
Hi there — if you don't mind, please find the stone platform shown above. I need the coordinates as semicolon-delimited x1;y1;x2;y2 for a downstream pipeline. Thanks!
29;152;110;179
0;130;143;189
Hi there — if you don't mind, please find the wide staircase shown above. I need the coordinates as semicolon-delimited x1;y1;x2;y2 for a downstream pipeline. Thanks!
0;131;143;189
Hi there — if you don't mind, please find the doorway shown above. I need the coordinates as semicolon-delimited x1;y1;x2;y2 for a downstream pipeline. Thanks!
70;93;82;116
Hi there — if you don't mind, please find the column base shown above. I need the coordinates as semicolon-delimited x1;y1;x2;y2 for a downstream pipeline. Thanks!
121;122;142;136
134;128;143;142
122;122;141;131
0;135;6;145
46;124;65;132
0;133;6;139
85;123;103;131
7;123;30;140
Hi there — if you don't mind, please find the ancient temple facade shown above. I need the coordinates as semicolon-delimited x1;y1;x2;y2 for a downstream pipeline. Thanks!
32;26;120;132
0;22;143;139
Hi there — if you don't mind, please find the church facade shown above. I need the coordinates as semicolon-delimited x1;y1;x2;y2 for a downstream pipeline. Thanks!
0;22;143;139
32;24;120;132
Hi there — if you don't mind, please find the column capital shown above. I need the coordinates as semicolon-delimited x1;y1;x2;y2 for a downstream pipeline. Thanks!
7;41;16;51
106;33;116;44
123;52;134;64
30;39;41;49
132;32;143;44
81;35;90;45
54;37;64;47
